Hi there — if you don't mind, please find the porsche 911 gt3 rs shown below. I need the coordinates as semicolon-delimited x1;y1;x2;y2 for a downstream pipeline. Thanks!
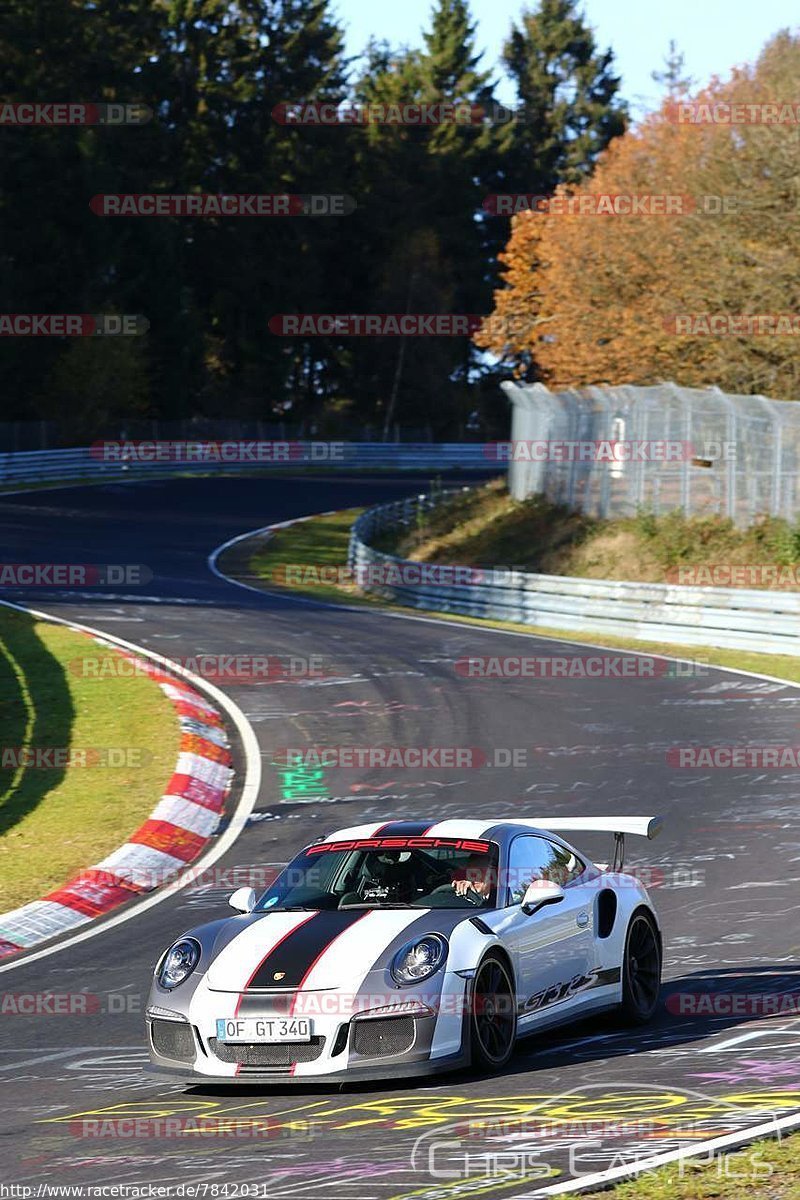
146;816;664;1083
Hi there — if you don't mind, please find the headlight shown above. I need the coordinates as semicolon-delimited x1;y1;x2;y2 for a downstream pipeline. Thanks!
157;938;201;989
391;934;448;986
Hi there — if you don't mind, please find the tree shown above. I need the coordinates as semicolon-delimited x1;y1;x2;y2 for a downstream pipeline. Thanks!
499;0;627;193
651;39;694;98
476;31;800;402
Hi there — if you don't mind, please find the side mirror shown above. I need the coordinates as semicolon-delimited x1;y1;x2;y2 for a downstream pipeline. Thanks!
521;879;565;916
229;886;257;913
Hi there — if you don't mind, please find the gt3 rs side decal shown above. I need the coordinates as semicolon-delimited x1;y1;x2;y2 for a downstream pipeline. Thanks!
519;966;622;1017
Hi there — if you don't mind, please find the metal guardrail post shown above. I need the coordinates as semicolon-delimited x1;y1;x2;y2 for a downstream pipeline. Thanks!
348;489;800;657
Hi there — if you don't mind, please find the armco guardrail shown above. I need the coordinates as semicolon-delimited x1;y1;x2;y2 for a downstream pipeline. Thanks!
348;492;800;657
0;444;495;488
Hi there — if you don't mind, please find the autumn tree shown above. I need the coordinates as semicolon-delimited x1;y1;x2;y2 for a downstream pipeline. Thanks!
477;30;800;402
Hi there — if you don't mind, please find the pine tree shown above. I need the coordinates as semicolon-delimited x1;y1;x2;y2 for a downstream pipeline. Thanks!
501;0;627;192
651;39;694;97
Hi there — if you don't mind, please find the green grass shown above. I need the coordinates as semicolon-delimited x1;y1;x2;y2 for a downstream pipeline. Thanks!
386;478;800;589
224;508;377;606
0;609;180;908
222;505;800;686
590;1131;800;1198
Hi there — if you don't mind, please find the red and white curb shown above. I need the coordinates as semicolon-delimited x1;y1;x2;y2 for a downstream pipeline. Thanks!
0;634;234;959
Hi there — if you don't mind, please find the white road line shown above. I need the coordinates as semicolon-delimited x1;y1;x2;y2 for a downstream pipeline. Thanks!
0;598;262;975
208;508;800;1200
208;516;800;694
525;1110;800;1197
0;1047;121;1070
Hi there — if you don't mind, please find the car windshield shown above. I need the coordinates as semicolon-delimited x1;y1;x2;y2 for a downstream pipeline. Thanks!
254;836;500;911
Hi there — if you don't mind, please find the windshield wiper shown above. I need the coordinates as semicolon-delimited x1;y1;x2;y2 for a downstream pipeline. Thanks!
339;902;413;909
264;904;319;911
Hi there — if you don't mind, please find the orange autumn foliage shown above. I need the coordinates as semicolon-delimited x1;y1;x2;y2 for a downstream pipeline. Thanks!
477;32;800;400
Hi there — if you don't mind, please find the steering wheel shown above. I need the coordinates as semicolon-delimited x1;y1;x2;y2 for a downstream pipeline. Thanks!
427;883;484;906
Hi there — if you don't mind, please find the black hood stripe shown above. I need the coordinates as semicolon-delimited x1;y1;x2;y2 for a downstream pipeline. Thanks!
246;910;367;990
372;820;436;836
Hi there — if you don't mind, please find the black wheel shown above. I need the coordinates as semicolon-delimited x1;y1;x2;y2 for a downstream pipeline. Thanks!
470;954;517;1070
619;911;661;1024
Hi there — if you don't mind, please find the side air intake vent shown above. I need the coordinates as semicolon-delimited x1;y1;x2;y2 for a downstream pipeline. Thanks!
597;889;617;939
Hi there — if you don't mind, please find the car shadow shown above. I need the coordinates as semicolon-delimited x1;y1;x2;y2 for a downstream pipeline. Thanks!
0;608;73;837
186;964;800;1097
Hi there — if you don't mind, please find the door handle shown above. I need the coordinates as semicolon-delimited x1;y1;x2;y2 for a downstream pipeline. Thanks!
576;912;590;928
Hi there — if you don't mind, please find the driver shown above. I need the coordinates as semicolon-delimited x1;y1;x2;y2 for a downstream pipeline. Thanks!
360;849;413;902
451;852;496;901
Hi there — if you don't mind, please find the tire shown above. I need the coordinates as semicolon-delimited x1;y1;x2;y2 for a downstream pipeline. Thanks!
470;953;517;1071
619;911;662;1024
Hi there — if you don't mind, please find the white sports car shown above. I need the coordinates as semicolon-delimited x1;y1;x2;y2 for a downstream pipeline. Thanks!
147;816;663;1083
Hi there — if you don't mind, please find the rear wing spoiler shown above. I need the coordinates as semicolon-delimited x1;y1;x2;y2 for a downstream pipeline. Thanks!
535;816;663;871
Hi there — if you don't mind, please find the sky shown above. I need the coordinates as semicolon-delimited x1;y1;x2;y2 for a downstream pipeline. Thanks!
335;0;798;115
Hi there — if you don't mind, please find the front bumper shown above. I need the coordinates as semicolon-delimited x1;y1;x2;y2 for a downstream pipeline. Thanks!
148;1047;470;1086
147;970;470;1083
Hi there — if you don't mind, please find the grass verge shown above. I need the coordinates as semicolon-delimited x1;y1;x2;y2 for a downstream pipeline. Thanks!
0;607;180;908
219;506;800;685
590;1131;800;1198
389;478;800;589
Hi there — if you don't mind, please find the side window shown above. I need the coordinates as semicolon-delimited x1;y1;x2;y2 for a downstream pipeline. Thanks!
549;842;586;886
506;837;562;905
506;837;585;904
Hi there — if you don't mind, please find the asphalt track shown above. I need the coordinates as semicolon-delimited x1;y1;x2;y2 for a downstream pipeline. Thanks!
0;475;799;1199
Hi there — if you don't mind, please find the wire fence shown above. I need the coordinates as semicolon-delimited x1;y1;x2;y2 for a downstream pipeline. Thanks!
501;381;800;526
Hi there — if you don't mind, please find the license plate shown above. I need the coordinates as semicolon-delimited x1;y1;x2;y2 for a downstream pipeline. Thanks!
215;1017;311;1043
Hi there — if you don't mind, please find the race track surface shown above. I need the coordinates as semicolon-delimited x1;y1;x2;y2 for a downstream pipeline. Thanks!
0;476;799;1199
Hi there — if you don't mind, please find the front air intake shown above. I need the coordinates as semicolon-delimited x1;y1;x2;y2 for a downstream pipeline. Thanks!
351;1016;415;1057
150;1019;196;1063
